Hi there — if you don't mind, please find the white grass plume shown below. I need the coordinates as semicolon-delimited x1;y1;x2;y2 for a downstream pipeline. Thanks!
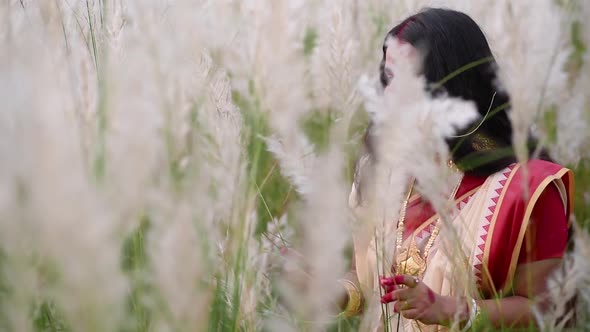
356;37;478;330
265;135;315;196
310;0;362;113
1;1;589;331
279;147;350;331
0;5;127;330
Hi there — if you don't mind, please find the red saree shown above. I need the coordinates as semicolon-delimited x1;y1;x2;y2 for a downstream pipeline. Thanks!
480;160;573;296
349;159;573;332
402;159;573;296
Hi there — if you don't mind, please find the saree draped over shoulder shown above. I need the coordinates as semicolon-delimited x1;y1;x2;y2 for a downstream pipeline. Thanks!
348;160;573;332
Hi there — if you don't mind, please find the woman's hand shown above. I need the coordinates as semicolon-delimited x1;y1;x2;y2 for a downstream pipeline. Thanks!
380;275;464;326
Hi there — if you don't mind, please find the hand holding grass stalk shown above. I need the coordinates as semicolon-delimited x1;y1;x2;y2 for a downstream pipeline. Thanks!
1;1;589;331
380;275;468;326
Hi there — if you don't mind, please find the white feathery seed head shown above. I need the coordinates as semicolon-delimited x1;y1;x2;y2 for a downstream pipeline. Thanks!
1;1;589;331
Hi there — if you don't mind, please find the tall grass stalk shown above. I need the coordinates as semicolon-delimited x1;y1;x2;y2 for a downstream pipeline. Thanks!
0;1;589;332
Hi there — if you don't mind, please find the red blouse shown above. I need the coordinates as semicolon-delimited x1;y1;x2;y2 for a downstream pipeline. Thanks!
403;174;568;263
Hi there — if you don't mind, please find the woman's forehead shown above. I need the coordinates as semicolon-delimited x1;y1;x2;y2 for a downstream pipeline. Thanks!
385;39;416;60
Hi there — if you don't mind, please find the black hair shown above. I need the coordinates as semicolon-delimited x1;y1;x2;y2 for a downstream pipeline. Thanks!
367;8;546;176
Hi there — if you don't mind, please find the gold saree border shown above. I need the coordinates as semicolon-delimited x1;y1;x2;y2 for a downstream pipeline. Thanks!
481;164;520;295
501;167;572;294
566;170;575;227
401;185;483;247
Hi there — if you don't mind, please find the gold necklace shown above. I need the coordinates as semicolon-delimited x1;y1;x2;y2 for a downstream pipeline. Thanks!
395;175;463;277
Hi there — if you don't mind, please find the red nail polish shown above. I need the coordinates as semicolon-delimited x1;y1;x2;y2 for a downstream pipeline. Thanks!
394;275;405;284
427;289;436;303
380;278;394;286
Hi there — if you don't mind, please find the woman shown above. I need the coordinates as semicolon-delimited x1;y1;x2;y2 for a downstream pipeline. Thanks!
341;8;574;331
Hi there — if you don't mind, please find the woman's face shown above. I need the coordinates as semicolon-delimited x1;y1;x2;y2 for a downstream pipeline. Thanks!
382;40;418;87
383;46;396;83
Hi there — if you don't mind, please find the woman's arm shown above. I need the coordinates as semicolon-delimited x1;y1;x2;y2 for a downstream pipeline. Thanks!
467;258;562;328
474;181;570;327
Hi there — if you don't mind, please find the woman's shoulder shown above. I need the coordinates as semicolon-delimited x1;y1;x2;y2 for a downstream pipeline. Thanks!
523;159;570;175
504;159;571;184
501;159;573;211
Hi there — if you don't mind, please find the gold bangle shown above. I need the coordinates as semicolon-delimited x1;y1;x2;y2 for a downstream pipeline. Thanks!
472;302;483;328
338;279;363;317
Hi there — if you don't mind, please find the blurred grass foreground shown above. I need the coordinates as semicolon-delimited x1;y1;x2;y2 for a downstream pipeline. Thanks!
1;1;590;332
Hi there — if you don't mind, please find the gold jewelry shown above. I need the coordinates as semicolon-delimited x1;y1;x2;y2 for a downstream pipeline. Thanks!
472;133;497;151
395;175;463;278
401;300;410;310
461;298;481;331
447;159;458;171
472;300;483;328
338;279;363;317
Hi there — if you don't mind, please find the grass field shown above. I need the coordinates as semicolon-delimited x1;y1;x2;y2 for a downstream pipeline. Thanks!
0;1;589;331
